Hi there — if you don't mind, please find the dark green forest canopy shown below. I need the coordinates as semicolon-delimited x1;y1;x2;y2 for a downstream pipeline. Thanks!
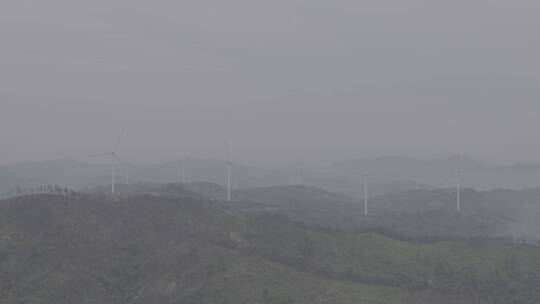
0;193;539;304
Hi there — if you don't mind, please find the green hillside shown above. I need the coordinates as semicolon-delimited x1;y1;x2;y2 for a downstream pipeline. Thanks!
0;194;538;303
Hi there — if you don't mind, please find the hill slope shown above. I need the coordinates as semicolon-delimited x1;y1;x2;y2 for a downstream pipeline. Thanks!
0;194;539;303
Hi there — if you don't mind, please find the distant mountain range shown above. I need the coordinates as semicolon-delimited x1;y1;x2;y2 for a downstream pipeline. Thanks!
0;158;418;199
4;155;540;199
330;155;540;190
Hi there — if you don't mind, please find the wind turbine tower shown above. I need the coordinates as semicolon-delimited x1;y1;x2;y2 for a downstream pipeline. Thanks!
182;158;186;184
364;173;368;216
455;171;462;213
225;142;232;201
179;157;187;184
110;132;123;195
93;131;123;195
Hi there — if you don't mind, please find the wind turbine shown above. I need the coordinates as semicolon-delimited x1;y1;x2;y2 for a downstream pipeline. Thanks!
93;131;123;195
363;173;369;216
455;171;462;213
181;157;187;184
225;142;232;201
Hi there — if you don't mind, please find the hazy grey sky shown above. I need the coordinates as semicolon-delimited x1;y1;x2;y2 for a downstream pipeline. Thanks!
1;0;540;166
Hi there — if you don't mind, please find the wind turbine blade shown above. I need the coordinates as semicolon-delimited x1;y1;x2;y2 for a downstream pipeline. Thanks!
113;130;124;153
111;152;121;162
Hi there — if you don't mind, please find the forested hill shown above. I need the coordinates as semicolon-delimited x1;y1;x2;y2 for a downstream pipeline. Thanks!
0;193;539;303
179;183;540;239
